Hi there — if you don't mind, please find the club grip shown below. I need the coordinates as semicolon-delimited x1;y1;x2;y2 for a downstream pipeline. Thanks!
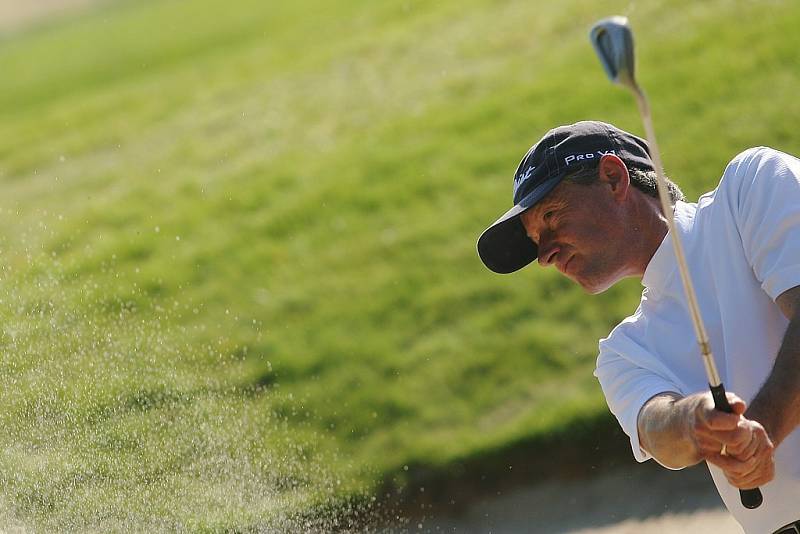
709;383;763;509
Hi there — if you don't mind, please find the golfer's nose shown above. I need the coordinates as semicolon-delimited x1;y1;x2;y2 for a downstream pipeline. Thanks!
538;234;560;267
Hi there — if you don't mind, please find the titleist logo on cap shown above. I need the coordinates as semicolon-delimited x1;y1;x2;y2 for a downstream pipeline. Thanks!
513;165;535;196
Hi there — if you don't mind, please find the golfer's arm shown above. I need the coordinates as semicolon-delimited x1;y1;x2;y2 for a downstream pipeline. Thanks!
637;392;703;469
745;285;800;446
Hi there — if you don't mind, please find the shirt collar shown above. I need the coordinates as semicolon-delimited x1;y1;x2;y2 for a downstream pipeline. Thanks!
641;201;695;289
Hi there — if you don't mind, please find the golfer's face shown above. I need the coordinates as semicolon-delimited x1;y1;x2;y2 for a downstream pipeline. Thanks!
520;180;627;294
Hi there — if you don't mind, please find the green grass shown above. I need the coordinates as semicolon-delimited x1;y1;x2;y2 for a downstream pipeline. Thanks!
1;0;799;529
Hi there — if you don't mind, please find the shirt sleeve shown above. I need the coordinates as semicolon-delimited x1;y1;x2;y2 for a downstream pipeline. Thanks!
595;322;684;464
730;147;800;300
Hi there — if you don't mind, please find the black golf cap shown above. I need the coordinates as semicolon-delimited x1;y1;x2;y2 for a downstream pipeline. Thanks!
476;120;654;274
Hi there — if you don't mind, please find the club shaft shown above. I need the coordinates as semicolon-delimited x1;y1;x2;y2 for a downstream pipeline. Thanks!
631;86;722;388
593;16;764;508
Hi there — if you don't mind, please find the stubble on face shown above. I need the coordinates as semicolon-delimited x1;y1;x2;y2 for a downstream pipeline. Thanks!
520;180;633;294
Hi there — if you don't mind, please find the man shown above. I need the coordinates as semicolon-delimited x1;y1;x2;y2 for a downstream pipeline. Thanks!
476;120;800;534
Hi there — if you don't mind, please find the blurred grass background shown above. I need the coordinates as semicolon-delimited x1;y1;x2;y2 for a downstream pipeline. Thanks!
1;0;799;530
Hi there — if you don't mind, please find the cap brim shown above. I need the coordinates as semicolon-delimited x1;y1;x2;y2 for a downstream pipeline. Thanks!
477;205;535;274
476;175;564;274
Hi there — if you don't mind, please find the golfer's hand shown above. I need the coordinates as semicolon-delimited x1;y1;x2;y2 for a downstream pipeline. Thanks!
690;392;775;489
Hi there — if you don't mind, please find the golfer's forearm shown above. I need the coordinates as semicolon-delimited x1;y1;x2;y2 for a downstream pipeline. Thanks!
637;393;702;468
747;312;800;446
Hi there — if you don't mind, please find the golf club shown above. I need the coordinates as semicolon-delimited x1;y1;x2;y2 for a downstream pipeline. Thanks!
589;15;763;510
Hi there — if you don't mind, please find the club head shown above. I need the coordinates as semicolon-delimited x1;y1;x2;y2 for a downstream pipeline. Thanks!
590;16;637;91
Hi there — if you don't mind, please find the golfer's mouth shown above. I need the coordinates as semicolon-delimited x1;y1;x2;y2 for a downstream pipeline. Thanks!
557;254;574;275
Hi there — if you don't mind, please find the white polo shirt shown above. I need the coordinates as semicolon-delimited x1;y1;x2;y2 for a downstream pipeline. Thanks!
595;147;800;533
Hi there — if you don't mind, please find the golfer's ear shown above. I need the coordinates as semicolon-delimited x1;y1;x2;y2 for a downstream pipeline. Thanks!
598;154;630;200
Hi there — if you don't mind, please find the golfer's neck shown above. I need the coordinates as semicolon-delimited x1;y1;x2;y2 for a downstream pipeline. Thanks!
631;197;670;278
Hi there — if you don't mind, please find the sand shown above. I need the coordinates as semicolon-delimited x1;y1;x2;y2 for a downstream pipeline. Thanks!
413;462;742;533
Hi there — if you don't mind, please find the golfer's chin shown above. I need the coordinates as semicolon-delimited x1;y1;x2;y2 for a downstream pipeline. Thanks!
569;269;617;295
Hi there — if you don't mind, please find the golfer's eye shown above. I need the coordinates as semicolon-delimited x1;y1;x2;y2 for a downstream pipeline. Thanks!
543;211;554;222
